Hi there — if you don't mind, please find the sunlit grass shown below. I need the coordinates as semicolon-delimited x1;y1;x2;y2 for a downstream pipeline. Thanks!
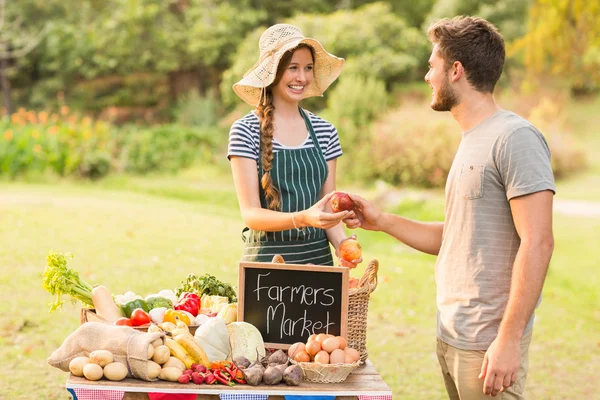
1;170;598;399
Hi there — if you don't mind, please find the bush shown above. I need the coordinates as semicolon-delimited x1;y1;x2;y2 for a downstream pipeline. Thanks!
173;89;222;129
321;74;388;182
526;97;588;179
368;105;459;188
0;107;113;179
0;106;228;180
119;124;226;174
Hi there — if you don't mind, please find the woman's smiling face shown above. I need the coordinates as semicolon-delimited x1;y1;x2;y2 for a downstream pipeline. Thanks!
272;47;314;104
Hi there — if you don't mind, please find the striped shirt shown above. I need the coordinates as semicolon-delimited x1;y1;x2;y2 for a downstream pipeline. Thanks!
227;110;343;161
436;110;556;351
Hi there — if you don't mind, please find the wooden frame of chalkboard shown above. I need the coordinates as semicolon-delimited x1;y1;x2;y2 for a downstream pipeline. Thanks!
238;261;349;350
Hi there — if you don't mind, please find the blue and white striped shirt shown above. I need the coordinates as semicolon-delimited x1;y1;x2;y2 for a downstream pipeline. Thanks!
227;110;343;161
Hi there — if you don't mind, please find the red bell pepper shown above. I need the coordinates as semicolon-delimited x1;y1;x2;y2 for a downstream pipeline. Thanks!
174;292;200;316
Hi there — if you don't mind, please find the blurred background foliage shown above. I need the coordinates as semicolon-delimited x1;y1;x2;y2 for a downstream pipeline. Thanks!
1;0;598;185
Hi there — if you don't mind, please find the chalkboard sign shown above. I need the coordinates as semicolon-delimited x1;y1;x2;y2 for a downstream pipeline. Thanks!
238;261;349;349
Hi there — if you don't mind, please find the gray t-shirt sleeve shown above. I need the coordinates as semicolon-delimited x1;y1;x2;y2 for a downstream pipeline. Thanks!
494;126;556;200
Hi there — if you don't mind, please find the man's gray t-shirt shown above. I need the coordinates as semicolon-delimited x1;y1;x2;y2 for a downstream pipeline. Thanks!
436;110;556;350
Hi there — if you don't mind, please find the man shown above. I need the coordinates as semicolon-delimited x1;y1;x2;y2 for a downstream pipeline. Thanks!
345;16;555;399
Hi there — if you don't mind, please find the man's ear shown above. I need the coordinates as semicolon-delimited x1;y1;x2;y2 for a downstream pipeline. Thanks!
450;61;464;83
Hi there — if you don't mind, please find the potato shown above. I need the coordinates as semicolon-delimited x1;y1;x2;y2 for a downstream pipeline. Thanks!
158;367;183;382
147;344;154;360
152;345;170;365
103;362;128;381
147;360;162;380
89;350;114;367
163;356;186;371
83;363;104;381
69;356;90;377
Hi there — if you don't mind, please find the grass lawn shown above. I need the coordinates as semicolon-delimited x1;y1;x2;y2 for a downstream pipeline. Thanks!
1;163;598;399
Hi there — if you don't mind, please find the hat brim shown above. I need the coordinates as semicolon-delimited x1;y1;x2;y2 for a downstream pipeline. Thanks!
233;38;344;107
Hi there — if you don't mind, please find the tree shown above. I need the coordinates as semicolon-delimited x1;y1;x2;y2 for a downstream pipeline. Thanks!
220;2;429;109
424;0;530;42
509;0;600;93
0;0;47;114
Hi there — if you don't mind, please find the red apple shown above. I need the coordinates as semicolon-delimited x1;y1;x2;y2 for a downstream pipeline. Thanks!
339;239;362;262
330;192;354;213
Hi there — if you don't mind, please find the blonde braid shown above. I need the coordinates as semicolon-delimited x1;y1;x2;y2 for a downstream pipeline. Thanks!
256;90;281;210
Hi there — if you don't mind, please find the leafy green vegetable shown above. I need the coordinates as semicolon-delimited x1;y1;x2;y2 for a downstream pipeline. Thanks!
145;296;173;310
175;273;237;303
42;250;94;312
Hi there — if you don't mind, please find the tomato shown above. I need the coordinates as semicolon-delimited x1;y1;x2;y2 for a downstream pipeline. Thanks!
114;317;133;326
130;308;151;326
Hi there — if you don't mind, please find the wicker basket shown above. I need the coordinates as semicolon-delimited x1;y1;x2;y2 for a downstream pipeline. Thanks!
291;359;361;383
347;259;378;361
271;255;379;362
80;308;199;335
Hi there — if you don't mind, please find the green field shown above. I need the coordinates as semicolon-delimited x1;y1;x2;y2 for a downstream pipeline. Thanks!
1;161;598;399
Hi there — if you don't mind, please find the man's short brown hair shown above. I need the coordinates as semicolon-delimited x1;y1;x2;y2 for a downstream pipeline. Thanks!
427;16;505;93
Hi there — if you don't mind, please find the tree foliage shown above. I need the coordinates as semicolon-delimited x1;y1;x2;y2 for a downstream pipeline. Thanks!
424;0;529;42
509;0;600;92
220;2;428;109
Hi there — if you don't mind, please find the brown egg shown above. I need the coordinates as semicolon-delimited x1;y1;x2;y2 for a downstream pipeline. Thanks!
305;339;321;357
288;342;306;359
293;350;311;363
315;333;329;343
344;353;354;364
308;334;317;342
314;350;330;364
321;337;340;353
345;347;360;362
337;336;347;350
329;349;346;364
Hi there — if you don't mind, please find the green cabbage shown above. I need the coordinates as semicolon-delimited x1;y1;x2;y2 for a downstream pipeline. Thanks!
227;321;265;362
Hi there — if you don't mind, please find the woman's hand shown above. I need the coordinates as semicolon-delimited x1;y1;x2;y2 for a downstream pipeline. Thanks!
336;234;363;269
298;192;353;230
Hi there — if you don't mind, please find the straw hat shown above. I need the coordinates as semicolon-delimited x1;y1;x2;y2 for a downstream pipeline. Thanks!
233;24;345;107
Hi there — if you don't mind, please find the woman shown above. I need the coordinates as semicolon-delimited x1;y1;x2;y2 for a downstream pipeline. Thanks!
228;24;360;268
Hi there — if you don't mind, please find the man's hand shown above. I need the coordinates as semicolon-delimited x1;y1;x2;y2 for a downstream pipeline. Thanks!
343;193;383;231
479;336;521;396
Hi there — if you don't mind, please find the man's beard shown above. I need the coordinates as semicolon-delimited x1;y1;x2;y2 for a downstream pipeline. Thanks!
431;77;459;112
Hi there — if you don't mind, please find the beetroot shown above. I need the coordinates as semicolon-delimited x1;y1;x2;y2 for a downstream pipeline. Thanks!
283;365;302;386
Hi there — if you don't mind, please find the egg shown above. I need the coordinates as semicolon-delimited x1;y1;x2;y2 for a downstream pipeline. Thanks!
345;347;360;362
337;336;347;350
288;342;306;358
329;349;346;364
293;350;311;363
314;350;330;364
315;333;329;343
305;339;321;357
321;337;340;353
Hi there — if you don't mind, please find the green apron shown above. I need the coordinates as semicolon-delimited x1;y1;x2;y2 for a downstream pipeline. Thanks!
242;108;334;265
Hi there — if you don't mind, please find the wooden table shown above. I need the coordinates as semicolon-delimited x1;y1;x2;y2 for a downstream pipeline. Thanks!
66;359;392;399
